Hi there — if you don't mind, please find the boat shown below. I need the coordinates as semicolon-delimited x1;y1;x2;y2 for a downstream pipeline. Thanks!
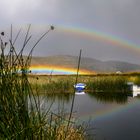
74;83;86;92
127;82;140;97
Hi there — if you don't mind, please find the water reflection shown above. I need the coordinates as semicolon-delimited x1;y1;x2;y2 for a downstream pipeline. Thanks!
75;91;85;95
32;92;140;140
45;93;73;102
88;92;128;104
44;92;129;104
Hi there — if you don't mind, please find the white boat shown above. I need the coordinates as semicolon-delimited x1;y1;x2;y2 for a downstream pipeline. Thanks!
132;85;140;92
127;82;140;97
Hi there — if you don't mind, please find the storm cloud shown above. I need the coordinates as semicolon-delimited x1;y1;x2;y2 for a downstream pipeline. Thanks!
0;0;140;64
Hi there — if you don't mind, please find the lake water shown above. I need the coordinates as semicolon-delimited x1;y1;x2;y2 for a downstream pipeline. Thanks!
39;92;140;140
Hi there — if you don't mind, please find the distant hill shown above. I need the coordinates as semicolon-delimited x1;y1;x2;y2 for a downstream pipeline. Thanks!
30;55;140;73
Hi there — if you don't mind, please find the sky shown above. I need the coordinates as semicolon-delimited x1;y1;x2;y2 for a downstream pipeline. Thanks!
1;0;140;64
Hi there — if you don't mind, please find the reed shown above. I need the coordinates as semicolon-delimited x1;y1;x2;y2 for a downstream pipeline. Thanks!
0;26;85;140
86;76;129;93
29;75;132;94
30;76;75;94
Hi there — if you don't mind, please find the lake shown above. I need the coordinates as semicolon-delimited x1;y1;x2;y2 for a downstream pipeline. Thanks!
39;92;140;140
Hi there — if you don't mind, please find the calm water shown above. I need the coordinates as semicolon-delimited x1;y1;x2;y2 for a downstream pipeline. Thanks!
40;92;140;140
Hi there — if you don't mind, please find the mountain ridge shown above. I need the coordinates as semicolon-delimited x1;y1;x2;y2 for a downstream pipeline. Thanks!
30;55;140;73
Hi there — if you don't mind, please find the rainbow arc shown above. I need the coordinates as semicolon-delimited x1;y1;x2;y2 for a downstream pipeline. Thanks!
30;65;95;75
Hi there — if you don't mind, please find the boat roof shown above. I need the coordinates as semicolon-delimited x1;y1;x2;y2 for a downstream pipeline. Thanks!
75;83;86;86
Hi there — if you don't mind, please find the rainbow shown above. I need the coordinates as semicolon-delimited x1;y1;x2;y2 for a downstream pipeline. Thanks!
29;24;140;74
4;24;140;52
30;65;95;75
56;25;140;52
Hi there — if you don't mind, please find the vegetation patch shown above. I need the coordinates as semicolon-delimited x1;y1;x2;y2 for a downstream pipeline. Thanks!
0;26;86;140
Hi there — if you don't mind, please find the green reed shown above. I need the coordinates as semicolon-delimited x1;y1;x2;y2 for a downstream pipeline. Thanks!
30;75;131;95
31;78;75;95
86;76;129;93
0;25;85;140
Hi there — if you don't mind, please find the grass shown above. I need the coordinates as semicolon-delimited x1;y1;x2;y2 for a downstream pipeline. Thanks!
30;76;74;94
27;74;139;95
86;75;129;93
0;26;86;140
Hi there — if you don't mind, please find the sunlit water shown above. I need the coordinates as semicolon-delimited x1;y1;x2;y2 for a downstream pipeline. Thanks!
37;92;140;140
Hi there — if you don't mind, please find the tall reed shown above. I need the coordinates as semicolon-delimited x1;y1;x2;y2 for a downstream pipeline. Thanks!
29;75;131;94
66;49;82;137
0;25;85;139
86;76;129;93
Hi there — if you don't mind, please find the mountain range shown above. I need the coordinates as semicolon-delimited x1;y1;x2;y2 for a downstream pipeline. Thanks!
30;55;140;73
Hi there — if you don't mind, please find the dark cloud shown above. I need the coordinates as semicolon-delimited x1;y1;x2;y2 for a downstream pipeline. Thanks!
0;0;140;64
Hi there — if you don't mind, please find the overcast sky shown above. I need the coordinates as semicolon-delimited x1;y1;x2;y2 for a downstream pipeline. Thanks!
1;0;140;64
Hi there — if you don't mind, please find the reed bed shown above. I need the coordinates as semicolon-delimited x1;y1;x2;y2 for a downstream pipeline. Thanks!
86;76;129;93
0;26;86;140
28;75;136;94
29;75;75;94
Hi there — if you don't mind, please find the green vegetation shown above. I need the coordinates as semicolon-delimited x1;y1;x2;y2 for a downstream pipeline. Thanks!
28;74;140;95
30;76;74;94
0;26;86;140
86;76;128;93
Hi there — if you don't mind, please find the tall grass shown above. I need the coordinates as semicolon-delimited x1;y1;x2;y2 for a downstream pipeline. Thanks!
31;77;74;95
29;75;132;94
0;26;85;139
86;76;129;93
